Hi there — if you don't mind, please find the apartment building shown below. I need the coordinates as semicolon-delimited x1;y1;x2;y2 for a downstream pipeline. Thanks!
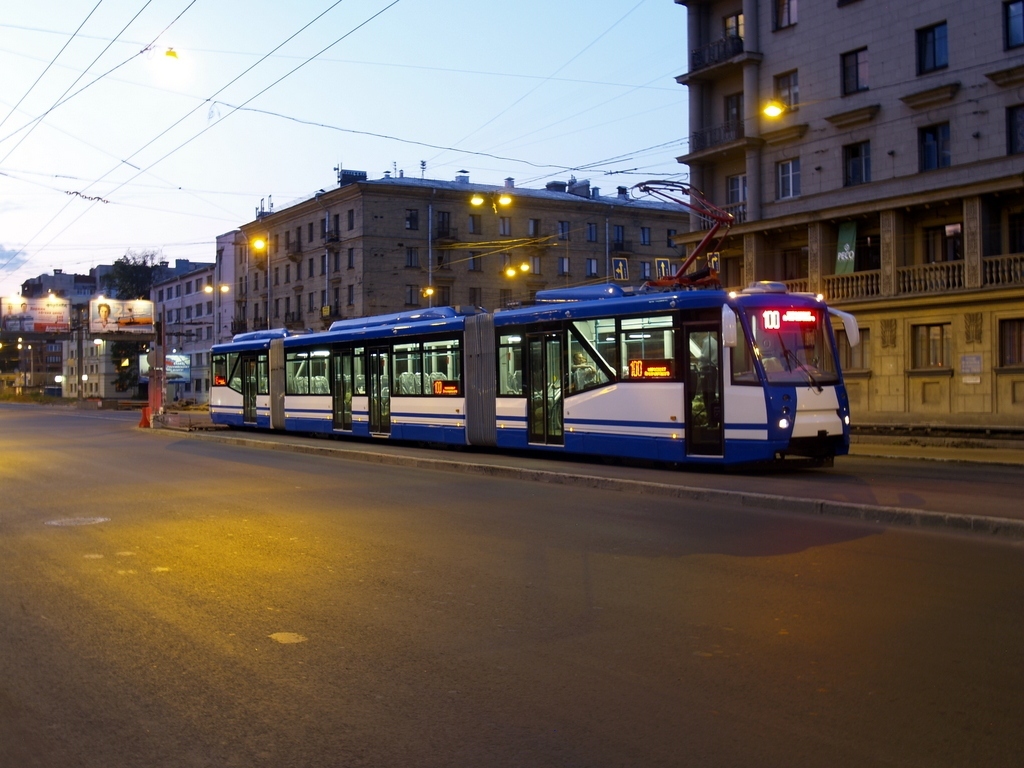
233;171;691;333
676;0;1024;428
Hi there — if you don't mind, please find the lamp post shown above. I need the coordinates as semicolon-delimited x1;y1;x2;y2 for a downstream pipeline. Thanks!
203;282;230;343
250;235;270;329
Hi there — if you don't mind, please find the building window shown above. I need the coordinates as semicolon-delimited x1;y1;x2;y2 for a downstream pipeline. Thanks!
308;222;314;242
405;285;420;306
557;221;571;240
405;209;419;230
919;123;951;170
467;252;481;271
1000;319;1024;366
917;22;948;74
640;227;651;246
296;261;301;280
347;247;355;268
640;261;652;280
776;158;801;199
157;289;164;302
436;250;451;270
435;286;451;307
528;218;541;237
530;256;542;274
912;323;951;368
308;292;315;312
924;223;962;263
347;284;354;306
666;229;677;248
499;288;513;307
843;141;871;186
436;210;451;237
406;247;420;268
468;213;481;234
839;327;872;370
308;257;314;277
613;224;625;246
499;217;511;236
1008;1;1024;48
842;48;868;95
273;299;279;319
724;92;743;125
468;287;482;306
1009;105;1024;154
585;222;598;242
558;256;570;275
347;209;354;230
586;258;599;277
726;175;747;206
724;11;743;39
774;70;799;109
774;0;796;29
285;264;291;283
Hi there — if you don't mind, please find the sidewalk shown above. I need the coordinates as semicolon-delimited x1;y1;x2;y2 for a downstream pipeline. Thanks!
849;436;1024;466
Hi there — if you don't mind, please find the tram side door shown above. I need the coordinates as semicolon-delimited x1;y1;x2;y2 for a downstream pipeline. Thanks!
367;347;391;435
685;325;724;456
242;356;258;425
332;349;353;431
526;333;564;446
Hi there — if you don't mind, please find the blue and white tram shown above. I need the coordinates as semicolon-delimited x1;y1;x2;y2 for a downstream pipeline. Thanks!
210;282;858;466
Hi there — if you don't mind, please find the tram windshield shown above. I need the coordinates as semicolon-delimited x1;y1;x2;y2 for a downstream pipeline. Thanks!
746;307;839;387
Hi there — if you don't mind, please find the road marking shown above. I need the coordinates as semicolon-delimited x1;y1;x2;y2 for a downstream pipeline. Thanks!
45;517;110;526
269;632;307;644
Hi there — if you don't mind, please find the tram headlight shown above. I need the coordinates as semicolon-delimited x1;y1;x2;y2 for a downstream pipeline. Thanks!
844;414;851;425
779;417;790;430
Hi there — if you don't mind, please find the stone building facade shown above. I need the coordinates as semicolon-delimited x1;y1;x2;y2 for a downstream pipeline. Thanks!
676;0;1024;428
234;173;691;332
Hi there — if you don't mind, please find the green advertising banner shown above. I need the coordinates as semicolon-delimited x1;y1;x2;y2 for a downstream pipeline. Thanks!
836;222;857;275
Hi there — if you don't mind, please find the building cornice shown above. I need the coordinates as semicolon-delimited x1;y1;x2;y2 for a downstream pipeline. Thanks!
761;123;809;146
985;63;1024;87
824;104;880;129
900;82;960;110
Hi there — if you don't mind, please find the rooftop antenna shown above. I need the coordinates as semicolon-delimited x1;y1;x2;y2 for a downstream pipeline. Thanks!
334;163;343;186
420;160;426;179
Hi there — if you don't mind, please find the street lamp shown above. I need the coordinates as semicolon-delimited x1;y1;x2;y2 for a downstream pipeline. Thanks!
471;190;513;213
248;235;270;330
204;282;230;343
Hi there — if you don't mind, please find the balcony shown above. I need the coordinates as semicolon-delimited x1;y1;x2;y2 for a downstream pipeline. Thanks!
723;201;746;224
286;242;303;262
434;226;459;243
230;319;248;335
325;228;341;243
897;261;964;295
824;270;882;301
690;120;744;153
690;35;744;73
612;240;634;253
983;252;1024;287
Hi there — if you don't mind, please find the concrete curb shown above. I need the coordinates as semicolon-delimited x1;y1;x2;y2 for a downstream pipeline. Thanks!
146;428;1024;541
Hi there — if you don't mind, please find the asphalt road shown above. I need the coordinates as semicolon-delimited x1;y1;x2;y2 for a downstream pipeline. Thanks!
2;405;1024;767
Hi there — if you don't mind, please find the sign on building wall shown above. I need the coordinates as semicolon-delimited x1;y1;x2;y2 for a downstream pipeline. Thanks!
1;296;71;333
89;298;154;334
835;222;857;275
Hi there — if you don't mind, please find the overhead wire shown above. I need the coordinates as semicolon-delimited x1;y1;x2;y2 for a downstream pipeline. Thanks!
0;0;105;135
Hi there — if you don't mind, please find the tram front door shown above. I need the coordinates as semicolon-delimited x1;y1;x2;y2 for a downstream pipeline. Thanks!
685;325;723;456
242;357;258;425
527;333;564;445
367;347;391;435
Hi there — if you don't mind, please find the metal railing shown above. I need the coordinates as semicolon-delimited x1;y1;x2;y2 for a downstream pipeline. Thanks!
690;35;744;72
689;120;744;153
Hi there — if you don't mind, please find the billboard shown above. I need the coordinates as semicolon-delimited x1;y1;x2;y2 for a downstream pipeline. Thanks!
165;353;191;382
1;296;71;333
90;298;154;334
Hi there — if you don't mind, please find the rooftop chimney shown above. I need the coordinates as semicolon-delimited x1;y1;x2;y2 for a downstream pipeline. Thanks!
545;180;568;193
617;186;629;200
455;171;470;183
504;177;515;188
567;178;591;198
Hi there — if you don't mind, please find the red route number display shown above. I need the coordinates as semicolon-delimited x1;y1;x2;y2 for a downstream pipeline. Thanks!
628;359;674;379
761;309;817;330
432;380;460;395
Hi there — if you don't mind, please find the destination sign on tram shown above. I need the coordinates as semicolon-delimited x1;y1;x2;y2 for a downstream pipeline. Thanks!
760;309;818;331
432;380;460;395
628;359;674;379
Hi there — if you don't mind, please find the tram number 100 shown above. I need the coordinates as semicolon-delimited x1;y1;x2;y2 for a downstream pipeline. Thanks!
762;309;816;330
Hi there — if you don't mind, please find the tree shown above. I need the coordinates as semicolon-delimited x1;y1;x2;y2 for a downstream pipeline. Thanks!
102;249;161;299
103;250;161;395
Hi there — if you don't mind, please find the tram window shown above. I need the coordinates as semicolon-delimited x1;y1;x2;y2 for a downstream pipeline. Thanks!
570;318;618;388
394;342;423;395
309;349;330;394
227;353;242;392
567;328;612;394
286;351;310;394
620;316;676;381
212;354;228;387
498;334;524;395
258;356;269;395
731;321;758;385
424;338;460;395
353;348;366;394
